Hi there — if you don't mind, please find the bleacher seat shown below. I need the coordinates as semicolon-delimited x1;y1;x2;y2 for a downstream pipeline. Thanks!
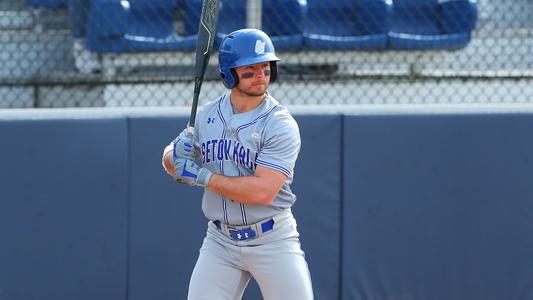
183;0;215;41
212;0;303;51
303;0;390;50
211;0;246;48
263;0;305;50
26;0;66;9
388;0;477;50
68;0;90;38
86;0;200;53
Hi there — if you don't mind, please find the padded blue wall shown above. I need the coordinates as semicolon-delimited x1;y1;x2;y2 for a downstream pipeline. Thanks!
342;114;533;300
0;118;129;300
1;113;533;300
289;114;342;300
127;117;206;300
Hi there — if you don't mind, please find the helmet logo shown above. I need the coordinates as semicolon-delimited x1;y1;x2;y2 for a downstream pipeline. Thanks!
255;40;266;55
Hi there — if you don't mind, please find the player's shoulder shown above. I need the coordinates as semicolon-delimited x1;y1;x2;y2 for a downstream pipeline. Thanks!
263;94;299;130
264;94;294;121
201;94;226;110
197;94;226;115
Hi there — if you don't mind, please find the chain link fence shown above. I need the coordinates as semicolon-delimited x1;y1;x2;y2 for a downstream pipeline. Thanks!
0;0;532;108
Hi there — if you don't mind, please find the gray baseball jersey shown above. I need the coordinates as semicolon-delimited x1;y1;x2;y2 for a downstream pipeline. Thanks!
187;92;313;300
183;27;312;299
193;92;301;225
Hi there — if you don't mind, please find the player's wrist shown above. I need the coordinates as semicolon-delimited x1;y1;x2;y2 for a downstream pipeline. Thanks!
196;168;212;187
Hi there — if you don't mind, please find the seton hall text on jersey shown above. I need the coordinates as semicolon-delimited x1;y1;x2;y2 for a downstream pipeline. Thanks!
201;139;258;170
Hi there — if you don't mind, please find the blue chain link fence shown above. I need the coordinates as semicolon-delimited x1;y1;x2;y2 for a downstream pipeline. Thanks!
1;0;532;108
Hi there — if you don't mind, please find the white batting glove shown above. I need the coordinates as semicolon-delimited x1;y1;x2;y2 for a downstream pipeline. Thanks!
172;129;197;161
173;158;212;187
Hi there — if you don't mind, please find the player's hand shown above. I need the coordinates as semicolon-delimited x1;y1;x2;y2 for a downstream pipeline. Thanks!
173;158;212;187
162;129;201;176
172;129;197;161
162;144;176;176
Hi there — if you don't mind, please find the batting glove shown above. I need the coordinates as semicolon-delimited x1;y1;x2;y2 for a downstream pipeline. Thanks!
172;129;198;161
173;158;212;187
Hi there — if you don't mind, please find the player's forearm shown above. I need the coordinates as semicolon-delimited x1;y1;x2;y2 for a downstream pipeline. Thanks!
206;173;278;205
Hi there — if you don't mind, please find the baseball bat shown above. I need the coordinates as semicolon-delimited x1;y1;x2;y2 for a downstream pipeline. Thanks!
188;0;220;134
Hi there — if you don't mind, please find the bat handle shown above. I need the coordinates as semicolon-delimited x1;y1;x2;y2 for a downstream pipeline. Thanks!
188;78;201;129
187;125;194;136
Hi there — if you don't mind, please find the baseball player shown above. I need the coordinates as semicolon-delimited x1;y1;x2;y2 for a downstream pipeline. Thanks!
162;28;314;300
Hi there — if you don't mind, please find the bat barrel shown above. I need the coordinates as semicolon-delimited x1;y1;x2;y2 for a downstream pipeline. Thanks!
186;0;219;129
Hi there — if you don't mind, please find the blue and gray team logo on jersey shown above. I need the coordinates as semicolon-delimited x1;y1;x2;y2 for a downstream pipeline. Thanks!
201;139;258;171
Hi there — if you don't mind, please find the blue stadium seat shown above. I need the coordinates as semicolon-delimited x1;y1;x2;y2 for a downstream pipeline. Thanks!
26;0;66;9
211;0;246;48
183;0;215;38
388;0;478;50
303;0;390;50
68;0;90;38
262;0;305;50
212;0;304;51
86;0;199;53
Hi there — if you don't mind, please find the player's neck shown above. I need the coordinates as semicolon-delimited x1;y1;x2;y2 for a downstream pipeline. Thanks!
230;92;265;114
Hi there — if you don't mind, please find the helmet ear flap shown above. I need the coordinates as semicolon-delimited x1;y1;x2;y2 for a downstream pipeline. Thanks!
230;68;239;88
270;62;278;83
220;68;237;89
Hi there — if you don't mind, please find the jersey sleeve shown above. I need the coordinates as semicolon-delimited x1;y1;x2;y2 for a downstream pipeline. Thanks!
256;111;301;177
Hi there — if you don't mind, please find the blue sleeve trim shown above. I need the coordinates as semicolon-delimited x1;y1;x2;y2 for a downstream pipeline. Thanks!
256;158;291;177
216;95;227;126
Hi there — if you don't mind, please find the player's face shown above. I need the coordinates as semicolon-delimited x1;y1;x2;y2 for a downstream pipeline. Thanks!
234;62;271;97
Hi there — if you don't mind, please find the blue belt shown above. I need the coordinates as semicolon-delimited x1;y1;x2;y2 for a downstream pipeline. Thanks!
214;219;274;241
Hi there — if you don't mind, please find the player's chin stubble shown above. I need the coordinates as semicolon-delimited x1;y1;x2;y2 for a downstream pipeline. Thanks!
236;84;268;97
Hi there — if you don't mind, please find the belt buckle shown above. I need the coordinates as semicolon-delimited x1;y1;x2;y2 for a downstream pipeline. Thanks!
229;227;257;241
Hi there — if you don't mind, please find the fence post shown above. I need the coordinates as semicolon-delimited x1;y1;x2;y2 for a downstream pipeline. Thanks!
247;0;262;29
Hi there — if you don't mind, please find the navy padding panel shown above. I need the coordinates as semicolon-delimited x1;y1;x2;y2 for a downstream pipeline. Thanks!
127;117;205;300
342;114;533;300
0;118;129;300
294;114;342;299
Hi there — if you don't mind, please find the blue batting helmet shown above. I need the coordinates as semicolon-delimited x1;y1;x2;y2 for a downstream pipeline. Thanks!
218;29;280;89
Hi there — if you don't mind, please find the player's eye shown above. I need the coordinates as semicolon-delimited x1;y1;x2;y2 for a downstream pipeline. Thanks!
239;69;271;79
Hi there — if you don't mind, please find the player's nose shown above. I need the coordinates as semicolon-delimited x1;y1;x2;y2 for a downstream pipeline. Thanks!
256;68;271;80
252;68;264;79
